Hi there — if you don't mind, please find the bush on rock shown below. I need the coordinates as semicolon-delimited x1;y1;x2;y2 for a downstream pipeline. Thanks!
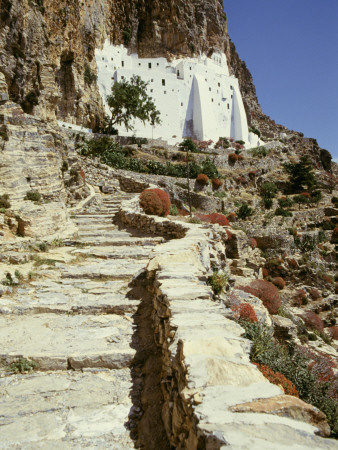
239;280;281;314
139;189;170;217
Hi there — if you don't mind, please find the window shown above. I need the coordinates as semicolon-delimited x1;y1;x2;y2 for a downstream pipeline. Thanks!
231;95;233;99
111;58;113;61
121;76;125;80
148;62;152;69
218;82;220;87
102;57;104;61
190;66;192;70
181;102;183;106
122;61;124;67
164;91;166;94
211;98;214;102
227;104;230;109
177;70;180;77
230;85;233;90
157;63;159;66
209;87;211;91
150;89;153;93
151;79;154;82
162;79;165;86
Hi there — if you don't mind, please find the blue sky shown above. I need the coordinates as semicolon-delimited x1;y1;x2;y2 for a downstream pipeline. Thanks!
223;0;338;160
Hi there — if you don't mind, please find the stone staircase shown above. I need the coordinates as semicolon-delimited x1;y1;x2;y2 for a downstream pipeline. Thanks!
0;191;164;448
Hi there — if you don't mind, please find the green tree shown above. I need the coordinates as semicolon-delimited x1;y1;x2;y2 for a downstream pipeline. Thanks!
237;203;253;220
261;182;278;199
107;75;161;132
284;156;317;192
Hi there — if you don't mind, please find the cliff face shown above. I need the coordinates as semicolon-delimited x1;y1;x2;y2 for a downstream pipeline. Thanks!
0;0;261;129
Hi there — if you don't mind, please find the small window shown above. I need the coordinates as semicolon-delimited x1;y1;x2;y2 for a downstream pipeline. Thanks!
111;58;113;61
102;57;104;61
121;76;125;80
148;62;152;69
111;77;114;80
164;91;166;94
211;98;214;102
209;87;211;91
231;95;233;99
157;63;159;66
177;70;180;77
181;102;183;106
151;79;154;82
190;66;192;70
139;63;141;66
150;89;153;93
162;79;165;86
227;104;230;109
218;82;220;87
230;85;233;90
122;61;124;67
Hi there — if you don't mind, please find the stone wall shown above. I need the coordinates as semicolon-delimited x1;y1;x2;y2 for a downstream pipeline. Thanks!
117;194;336;448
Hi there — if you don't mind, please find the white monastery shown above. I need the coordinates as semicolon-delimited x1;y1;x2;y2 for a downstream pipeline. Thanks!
94;41;261;146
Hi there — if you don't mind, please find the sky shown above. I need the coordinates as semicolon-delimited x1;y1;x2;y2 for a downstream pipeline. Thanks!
223;0;338;160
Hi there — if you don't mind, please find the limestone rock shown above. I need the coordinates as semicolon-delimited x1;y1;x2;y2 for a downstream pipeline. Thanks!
230;395;331;437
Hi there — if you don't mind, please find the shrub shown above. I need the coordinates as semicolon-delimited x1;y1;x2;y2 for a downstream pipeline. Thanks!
207;271;228;295
232;303;258;323
293;289;307;306
331;196;338;206
235;140;245;145
198;213;230;226
250;146;269;158
272;277;286;290
84;63;97;86
0;194;10;209
263;198;273;209
237;203;253;220
309;288;321;299
152;189;170;216
310;190;322;203
25;191;41;202
278;196;294;208
261;182;278;199
294;234;317;252
241;322;338;435
322;274;333;284
301;192;311;199
262;268;269;278
288;258;298;268
254;363;299;397
215;137;230;148
249;126;261;137
284;155;317;192
328;326;338;340
179;138;198;153
228;153;238;163
332;227;338;242
275;207;292;217
9;358;38;373
211;178;222;189
169;204;179;216
303;312;324;333
187;217;202;224
239;280;281;314
237;154;244;161
227;212;237;222
196;173;209;186
248;170;256;179
139;190;164;216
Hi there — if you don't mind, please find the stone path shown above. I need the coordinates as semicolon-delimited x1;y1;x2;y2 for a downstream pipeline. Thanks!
0;192;163;448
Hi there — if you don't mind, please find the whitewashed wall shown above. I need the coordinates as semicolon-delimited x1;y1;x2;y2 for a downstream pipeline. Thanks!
95;41;251;145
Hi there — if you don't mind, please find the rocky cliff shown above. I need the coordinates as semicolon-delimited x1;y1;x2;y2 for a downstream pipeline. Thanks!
0;0;261;129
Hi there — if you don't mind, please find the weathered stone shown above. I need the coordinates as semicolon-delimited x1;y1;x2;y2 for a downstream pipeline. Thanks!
230;395;331;437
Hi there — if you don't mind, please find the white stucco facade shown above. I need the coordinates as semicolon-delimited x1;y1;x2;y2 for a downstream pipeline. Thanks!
95;41;252;145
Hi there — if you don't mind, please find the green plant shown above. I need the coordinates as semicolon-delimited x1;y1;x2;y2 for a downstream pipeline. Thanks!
294;234;317;252
61;161;69;172
196;173;209;186
179;138;198;153
9;358;38;373
122;28;132;45
14;270;23;280
250;146;270;158
0;193;10;209
207;271;228;295
249;126;261;137
262;198;273;209
261;182;278;200
169;205;179;216
278;196;294;208
214;191;226;199
237;203;253;220
1;273;17;286
275;207;292;217
284;156;317;192
25;191;41;202
107;75;161;132
187;217;202;224
32;255;57;267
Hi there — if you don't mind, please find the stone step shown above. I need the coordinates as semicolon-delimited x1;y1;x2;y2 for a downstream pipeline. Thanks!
72;245;157;259
57;258;148;279
0;314;135;370
0;369;135;449
71;236;163;247
72;213;115;219
0;290;138;315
